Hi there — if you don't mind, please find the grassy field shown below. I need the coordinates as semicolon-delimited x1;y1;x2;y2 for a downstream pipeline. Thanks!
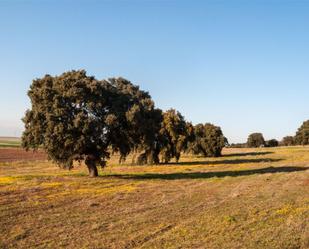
0;146;308;249
0;137;21;148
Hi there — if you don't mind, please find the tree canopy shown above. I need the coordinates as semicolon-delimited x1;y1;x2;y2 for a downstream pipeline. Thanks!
22;70;229;176
280;136;295;146
265;139;279;147
295;120;309;145
247;133;265;148
158;109;192;163
188;123;226;157
22;70;161;176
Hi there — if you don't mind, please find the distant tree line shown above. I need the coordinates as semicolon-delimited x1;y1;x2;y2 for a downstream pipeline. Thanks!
230;120;309;148
22;70;227;177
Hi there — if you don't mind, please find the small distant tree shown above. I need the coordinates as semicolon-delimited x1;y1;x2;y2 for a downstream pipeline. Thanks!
247;133;265;148
22;70;160;176
229;143;247;148
224;136;229;147
189;123;226;157
158;109;191;163
265;139;279;147
294;120;309;145
280;136;295;146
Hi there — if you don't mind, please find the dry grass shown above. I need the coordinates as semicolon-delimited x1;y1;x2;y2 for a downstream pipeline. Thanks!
0;137;21;148
0;146;308;248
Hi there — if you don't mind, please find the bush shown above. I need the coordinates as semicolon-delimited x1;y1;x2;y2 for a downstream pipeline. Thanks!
265;139;279;147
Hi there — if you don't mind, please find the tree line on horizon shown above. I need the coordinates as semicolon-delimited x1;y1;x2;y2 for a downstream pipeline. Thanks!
230;120;309;148
22;70;227;177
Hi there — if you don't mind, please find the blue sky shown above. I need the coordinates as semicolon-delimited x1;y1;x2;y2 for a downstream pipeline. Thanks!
0;0;308;143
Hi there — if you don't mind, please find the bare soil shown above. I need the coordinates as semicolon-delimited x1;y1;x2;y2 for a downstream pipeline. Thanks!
0;148;47;162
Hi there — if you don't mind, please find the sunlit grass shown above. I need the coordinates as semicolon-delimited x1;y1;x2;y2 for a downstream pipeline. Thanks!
0;146;308;248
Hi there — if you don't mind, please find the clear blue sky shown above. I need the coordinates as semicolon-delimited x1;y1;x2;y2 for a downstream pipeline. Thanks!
0;0;308;143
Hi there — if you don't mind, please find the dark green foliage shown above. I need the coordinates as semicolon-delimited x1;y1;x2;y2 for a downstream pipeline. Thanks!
184;122;195;151
280;136;295;146
22;70;160;176
105;77;162;164
229;143;247;148
223;137;229;147
158;109;191;163
22;70;110;175
247;133;265;148
265;139;279;147
294;120;309;145
189;123;226;157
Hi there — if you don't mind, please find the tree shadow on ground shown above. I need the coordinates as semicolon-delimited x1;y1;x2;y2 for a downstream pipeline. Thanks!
109;166;309;180
168;158;283;166
223;151;274;157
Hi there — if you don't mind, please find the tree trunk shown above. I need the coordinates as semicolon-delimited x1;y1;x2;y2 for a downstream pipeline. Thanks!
137;153;147;165
175;153;180;163
85;155;98;177
147;150;159;165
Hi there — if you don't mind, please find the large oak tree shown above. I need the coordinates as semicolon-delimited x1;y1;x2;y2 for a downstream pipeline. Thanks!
22;70;160;176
